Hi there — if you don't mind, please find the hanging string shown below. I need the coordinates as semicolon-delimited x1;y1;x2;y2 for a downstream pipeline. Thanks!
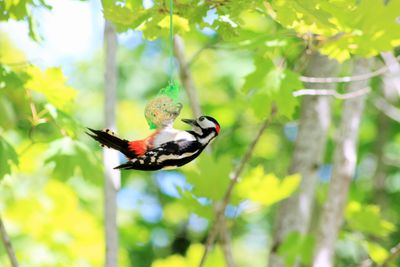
169;0;174;84
144;0;180;129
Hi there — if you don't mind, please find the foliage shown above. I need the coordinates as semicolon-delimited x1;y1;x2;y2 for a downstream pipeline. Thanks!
345;201;395;238
151;243;224;267
277;232;315;267
45;137;101;181
26;66;77;112
0;0;400;267
269;0;400;61
236;166;301;206
0;0;51;41
242;55;302;120
185;154;231;201
0;136;18;180
4;180;103;266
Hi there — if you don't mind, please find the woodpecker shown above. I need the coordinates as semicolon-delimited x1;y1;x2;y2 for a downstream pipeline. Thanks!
87;116;220;171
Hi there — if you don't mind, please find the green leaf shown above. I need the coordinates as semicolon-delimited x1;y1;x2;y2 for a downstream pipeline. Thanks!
27;13;42;42
0;96;17;129
345;201;396;237
0;136;18;179
45;137;101;181
364;241;389;265
184;155;231;201
274;70;303;119
25;66;77;112
102;1;151;32
236;166;301;206
242;57;301;120
278;232;302;267
271;0;400;61
242;56;274;94
0;64;25;90
277;232;315;267
158;15;190;34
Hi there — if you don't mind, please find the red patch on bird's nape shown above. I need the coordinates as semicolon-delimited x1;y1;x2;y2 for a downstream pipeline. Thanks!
215;124;220;134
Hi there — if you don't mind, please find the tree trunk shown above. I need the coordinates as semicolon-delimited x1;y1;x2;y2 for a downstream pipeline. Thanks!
373;52;400;206
381;52;400;97
103;20;120;267
268;52;338;267
312;58;371;267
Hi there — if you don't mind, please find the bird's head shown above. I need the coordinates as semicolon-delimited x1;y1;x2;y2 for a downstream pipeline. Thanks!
182;116;220;143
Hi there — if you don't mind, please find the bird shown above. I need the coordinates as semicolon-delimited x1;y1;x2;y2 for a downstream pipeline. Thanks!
87;116;220;171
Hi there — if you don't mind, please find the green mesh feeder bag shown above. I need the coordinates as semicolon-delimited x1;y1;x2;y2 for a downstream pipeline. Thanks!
145;83;182;129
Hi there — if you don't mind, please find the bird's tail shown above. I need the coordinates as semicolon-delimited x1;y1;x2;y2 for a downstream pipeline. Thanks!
87;128;136;159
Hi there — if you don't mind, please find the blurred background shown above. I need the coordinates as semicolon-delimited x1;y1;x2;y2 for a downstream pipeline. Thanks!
1;1;400;267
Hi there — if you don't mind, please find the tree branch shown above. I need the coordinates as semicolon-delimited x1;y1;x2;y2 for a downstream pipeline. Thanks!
293;87;370;99
299;67;386;83
381;243;400;267
299;55;400;84
219;218;236;267
186;41;218;68
374;97;400;123
0;215;19;267
198;109;275;267
173;35;203;118
173;34;235;266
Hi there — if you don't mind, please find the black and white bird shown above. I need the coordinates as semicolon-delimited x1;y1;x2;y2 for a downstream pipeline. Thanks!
87;116;220;171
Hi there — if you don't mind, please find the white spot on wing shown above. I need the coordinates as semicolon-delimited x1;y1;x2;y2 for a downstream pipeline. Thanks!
157;150;199;163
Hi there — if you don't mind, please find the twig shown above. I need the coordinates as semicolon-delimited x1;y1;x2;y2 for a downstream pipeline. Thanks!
300;66;387;83
174;34;235;264
374;97;400;123
186;41;218;68
198;110;275;267
359;243;400;267
300;55;400;83
381;243;400;267
0;215;19;267
383;155;400;167
219;218;236;267
173;35;203;118
293;87;370;99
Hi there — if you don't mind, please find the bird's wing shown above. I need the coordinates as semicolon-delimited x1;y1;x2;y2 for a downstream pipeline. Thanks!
115;139;202;171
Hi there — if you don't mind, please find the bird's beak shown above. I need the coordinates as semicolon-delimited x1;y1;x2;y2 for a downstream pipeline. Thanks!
181;118;199;127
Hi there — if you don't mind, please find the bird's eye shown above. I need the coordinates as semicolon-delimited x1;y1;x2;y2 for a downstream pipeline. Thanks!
199;116;205;121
